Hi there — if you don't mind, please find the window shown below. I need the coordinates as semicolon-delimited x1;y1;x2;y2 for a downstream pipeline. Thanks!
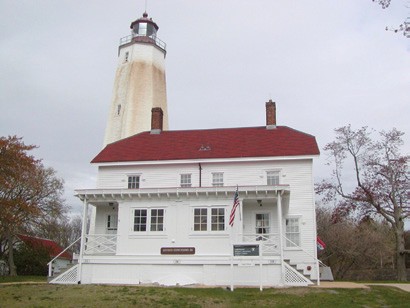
150;209;164;231
133;209;147;231
193;207;225;232
285;217;300;247
133;209;165;232
107;214;118;231
128;175;140;189
211;208;225;231
138;23;147;35
180;174;192;187
212;172;224;187
194;208;207;231
267;171;280;185
124;51;129;62
117;104;121;115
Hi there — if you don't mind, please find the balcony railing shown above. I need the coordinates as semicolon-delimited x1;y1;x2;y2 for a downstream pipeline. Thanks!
119;34;166;51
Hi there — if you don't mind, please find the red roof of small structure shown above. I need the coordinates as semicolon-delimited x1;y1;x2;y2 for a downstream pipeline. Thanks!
92;126;320;163
17;235;72;260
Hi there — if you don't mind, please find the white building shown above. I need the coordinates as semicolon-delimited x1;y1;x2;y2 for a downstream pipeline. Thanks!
51;101;322;287
50;12;324;288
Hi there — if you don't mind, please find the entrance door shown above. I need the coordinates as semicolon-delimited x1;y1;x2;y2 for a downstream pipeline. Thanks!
106;214;118;234
255;213;270;241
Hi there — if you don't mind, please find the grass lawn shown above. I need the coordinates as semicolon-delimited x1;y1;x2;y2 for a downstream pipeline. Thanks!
0;276;47;283
0;283;409;307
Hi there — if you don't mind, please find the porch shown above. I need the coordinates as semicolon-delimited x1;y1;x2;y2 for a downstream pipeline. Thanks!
60;185;323;286
76;185;291;258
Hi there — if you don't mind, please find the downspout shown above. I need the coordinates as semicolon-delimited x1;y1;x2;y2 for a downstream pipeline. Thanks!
198;163;202;187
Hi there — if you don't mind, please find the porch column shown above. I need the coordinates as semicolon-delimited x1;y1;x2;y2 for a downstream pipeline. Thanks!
277;191;285;285
78;198;88;284
313;200;320;286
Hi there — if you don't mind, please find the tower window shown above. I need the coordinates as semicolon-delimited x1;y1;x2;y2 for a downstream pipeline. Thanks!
124;52;129;62
117;104;121;115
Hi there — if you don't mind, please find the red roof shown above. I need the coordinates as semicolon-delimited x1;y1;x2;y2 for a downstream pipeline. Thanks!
92;126;319;163
17;235;72;260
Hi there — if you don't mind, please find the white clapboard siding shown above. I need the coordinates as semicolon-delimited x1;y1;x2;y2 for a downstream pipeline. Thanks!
96;159;314;190
92;157;317;259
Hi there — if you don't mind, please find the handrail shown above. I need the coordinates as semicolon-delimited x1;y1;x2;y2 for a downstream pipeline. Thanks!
47;237;81;277
281;235;328;268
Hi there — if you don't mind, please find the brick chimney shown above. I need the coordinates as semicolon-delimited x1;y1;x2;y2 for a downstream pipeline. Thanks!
266;100;276;129
151;107;163;134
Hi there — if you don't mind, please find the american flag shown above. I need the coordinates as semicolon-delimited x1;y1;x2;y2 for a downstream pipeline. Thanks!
229;186;240;226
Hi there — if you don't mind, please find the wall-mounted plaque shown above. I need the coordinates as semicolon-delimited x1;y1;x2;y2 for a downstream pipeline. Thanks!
161;247;195;255
233;244;259;257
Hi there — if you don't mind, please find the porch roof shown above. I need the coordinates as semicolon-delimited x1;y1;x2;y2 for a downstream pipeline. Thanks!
75;185;290;204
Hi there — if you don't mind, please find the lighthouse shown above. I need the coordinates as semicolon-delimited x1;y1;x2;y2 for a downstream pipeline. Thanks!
103;12;168;146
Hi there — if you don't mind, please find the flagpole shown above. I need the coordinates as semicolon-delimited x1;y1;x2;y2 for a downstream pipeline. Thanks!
229;185;240;291
230;203;234;292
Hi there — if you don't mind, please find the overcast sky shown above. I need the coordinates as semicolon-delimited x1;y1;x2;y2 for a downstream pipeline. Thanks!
1;0;409;216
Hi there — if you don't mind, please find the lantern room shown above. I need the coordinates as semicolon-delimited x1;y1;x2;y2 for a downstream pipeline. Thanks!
130;12;159;38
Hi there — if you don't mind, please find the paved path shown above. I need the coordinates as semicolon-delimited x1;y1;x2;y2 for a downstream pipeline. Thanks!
313;282;369;289
313;281;410;292
364;283;410;292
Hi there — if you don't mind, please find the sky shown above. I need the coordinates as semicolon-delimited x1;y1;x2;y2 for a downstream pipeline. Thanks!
0;0;409;216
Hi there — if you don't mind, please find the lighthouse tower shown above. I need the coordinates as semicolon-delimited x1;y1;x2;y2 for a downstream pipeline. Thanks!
103;12;168;146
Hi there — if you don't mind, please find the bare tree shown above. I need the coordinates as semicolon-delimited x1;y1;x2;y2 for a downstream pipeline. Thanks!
317;204;395;279
373;0;392;9
30;215;82;253
316;126;409;281
373;0;410;37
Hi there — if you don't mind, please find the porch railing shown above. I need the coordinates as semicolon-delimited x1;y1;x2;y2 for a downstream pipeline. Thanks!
84;234;118;255
239;233;280;256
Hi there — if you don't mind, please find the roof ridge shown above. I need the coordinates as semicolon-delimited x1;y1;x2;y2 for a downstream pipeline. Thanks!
279;125;317;138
